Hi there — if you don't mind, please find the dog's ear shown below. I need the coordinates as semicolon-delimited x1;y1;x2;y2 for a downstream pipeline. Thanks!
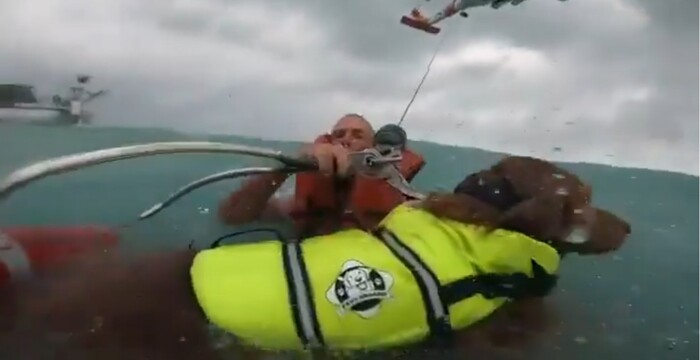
496;195;568;241
492;156;592;207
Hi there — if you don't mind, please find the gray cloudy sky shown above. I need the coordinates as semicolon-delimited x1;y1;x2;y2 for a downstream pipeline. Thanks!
1;0;697;174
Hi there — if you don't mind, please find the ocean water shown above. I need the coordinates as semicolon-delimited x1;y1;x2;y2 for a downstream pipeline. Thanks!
0;123;697;359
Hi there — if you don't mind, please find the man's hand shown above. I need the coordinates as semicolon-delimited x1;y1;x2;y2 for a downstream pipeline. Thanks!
299;143;352;177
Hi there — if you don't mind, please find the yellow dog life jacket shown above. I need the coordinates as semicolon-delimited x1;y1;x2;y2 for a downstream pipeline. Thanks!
190;203;561;351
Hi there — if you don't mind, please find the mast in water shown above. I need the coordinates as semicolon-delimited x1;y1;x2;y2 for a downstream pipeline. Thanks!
51;74;108;125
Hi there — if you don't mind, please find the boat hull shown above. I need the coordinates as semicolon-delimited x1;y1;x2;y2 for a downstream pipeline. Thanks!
0;108;80;126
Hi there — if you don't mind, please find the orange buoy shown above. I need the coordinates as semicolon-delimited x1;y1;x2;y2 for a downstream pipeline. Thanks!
0;226;119;285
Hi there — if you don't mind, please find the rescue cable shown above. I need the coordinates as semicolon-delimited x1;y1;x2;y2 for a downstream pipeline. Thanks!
397;26;451;126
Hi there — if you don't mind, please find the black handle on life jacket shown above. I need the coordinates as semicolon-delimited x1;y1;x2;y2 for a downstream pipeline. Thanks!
209;228;288;248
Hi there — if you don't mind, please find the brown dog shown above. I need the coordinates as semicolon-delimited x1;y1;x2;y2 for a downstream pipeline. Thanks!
416;156;630;355
432;156;629;255
0;156;631;360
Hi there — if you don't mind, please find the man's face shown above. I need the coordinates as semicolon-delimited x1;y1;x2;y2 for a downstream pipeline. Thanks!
329;115;374;152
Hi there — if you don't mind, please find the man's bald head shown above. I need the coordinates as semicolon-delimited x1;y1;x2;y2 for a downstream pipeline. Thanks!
330;113;375;151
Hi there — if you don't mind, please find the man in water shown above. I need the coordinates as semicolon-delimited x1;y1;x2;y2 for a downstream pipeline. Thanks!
218;113;425;236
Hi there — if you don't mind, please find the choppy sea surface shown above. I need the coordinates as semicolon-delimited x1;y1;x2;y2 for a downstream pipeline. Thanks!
0;123;697;360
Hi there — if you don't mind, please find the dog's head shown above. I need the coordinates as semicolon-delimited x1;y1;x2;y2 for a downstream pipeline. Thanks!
426;157;631;354
448;157;631;256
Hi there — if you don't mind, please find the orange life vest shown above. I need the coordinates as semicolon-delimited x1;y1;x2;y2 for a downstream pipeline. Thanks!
290;135;425;237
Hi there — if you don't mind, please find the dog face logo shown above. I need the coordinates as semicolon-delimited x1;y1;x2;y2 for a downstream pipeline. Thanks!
325;260;394;319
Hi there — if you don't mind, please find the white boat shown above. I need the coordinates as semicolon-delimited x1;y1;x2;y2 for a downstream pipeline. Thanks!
0;75;107;126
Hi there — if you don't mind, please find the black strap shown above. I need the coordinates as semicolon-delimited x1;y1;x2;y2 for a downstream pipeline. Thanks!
375;227;558;344
440;259;558;307
209;228;325;347
209;228;286;248
210;228;325;347
215;226;555;349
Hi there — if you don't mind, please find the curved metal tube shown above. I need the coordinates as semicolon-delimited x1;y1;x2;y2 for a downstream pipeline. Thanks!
0;141;426;226
138;166;308;220
0;142;315;200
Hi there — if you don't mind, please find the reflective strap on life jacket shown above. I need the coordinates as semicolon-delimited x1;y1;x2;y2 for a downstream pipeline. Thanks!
374;228;453;340
282;226;557;348
282;240;325;349
281;227;453;348
373;226;559;342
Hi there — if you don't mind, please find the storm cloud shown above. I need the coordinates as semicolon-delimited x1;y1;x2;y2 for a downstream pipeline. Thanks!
0;0;697;174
